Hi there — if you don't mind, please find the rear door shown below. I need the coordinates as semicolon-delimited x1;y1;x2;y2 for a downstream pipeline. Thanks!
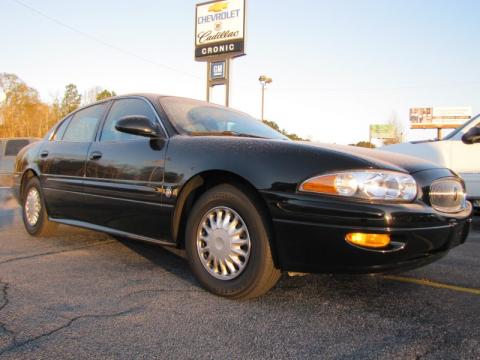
83;97;170;240
39;103;109;221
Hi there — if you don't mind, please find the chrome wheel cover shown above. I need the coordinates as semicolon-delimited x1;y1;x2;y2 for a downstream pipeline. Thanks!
196;206;251;280
25;188;41;226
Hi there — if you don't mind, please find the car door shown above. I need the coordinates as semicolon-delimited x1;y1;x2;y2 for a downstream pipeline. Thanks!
39;103;109;221
83;97;170;240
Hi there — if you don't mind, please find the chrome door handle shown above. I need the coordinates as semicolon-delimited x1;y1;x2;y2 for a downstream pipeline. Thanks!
40;150;49;158
89;151;102;160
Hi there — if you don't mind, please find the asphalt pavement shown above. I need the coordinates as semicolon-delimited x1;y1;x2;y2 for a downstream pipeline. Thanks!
0;188;479;359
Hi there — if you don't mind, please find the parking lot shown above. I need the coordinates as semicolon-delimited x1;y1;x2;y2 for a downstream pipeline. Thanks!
0;188;479;359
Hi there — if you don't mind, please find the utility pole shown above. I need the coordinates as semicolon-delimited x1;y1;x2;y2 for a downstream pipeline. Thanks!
258;75;272;121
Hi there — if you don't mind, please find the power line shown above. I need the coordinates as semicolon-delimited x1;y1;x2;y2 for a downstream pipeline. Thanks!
270;82;480;93
10;0;201;80
12;0;480;94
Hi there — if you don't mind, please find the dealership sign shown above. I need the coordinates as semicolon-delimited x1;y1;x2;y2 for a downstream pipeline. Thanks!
195;0;246;60
410;107;471;128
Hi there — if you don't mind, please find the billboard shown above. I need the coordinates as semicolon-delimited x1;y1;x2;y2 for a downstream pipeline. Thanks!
369;124;396;139
195;0;246;60
410;107;471;128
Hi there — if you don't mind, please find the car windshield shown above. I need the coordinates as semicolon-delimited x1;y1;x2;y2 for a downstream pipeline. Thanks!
443;114;480;140
160;97;288;140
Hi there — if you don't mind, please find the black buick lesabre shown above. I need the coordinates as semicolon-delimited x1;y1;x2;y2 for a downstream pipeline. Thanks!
13;94;472;298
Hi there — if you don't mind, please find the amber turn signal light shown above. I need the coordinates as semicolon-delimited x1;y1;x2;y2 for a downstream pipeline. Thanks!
345;233;390;249
299;175;337;194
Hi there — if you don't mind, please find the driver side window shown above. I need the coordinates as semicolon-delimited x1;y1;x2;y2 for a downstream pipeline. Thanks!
101;99;158;142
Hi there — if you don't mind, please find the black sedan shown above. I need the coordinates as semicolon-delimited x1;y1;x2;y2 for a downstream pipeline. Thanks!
13;94;473;299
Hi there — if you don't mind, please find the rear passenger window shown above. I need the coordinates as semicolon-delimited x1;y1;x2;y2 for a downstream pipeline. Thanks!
63;104;107;142
4;140;30;156
52;117;71;141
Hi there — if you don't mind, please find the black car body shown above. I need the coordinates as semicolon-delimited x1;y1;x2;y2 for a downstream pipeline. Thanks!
13;94;473;298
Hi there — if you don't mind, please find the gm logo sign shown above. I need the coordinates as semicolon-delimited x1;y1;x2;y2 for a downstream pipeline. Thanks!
210;61;226;80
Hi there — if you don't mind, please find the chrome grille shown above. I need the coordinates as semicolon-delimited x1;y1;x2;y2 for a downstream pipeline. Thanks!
429;178;466;213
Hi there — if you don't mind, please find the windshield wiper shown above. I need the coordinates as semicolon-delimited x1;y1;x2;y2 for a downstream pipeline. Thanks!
222;131;268;139
189;131;268;139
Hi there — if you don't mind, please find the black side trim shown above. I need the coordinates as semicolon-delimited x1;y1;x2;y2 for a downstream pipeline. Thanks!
50;218;176;247
44;187;174;208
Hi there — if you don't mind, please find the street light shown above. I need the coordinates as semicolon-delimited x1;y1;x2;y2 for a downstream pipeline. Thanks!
259;75;272;121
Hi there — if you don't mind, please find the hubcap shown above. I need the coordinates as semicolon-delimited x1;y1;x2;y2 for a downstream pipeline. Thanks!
25;188;41;226
196;206;251;280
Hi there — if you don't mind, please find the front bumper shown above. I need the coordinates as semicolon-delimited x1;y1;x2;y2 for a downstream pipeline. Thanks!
262;192;472;274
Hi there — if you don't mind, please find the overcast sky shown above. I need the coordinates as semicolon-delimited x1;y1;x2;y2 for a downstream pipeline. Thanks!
1;0;479;143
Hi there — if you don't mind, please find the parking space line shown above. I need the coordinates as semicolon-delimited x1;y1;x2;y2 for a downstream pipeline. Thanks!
382;275;480;296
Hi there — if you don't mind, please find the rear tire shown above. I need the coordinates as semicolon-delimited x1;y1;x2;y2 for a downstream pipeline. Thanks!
185;184;281;299
22;177;57;237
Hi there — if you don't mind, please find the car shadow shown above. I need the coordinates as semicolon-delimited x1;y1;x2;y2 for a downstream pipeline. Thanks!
114;236;199;288
113;236;423;303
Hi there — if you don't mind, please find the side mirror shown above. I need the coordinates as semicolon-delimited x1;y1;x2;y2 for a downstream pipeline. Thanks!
461;127;480;144
115;115;160;138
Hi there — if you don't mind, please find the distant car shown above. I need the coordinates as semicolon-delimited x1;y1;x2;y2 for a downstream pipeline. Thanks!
0;138;39;187
381;116;480;210
13;94;472;299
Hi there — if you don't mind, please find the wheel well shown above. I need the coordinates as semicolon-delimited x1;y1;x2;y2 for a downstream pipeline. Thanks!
173;171;276;259
20;169;37;200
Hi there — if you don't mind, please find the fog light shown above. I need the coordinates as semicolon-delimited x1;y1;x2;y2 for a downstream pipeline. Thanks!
345;233;390;249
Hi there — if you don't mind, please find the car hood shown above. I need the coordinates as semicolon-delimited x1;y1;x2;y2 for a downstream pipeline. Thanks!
293;141;442;174
176;135;443;175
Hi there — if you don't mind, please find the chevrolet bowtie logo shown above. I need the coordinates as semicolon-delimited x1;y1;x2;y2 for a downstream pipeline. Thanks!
208;2;228;12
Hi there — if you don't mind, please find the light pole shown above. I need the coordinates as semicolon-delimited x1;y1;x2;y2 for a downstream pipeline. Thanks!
259;75;272;121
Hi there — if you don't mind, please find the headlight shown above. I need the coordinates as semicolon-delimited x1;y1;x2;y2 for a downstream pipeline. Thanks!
299;170;417;201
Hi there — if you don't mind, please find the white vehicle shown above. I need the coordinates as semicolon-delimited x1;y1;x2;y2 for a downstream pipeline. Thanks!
0;138;39;187
381;115;480;210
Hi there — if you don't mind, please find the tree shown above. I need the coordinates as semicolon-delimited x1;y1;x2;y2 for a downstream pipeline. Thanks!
60;83;81;118
383;111;404;145
0;73;54;138
349;141;376;148
83;86;102;105
96;89;117;101
262;119;306;141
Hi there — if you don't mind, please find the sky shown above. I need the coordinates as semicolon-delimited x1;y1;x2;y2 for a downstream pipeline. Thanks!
1;0;480;144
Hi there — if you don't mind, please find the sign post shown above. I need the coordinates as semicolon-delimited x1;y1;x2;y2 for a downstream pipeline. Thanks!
410;107;472;139
206;59;230;106
195;0;246;106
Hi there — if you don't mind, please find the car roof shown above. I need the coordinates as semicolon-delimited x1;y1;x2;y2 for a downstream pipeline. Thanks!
103;93;210;105
0;137;40;141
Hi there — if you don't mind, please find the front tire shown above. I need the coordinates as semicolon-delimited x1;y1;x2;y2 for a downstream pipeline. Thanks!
185;184;281;299
22;177;57;237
